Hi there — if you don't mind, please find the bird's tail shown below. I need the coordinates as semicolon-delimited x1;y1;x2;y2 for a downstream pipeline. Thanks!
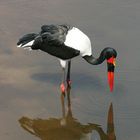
17;33;39;50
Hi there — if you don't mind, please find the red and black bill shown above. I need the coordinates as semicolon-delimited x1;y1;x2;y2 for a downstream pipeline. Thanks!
107;57;116;92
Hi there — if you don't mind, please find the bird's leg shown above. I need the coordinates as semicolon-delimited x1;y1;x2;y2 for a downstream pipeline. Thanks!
66;86;73;118
66;60;71;88
67;85;71;110
60;68;66;96
60;92;67;126
60;93;65;118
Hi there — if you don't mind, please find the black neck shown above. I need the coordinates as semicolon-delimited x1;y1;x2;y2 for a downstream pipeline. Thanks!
82;47;117;65
83;54;105;65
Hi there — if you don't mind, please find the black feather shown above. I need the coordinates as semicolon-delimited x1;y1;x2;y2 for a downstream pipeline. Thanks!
40;24;70;45
17;33;37;45
17;24;80;60
40;43;80;60
38;24;80;59
31;35;43;50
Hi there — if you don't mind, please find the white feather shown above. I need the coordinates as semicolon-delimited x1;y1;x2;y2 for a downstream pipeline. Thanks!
64;27;92;57
17;44;22;48
59;59;67;68
22;40;34;48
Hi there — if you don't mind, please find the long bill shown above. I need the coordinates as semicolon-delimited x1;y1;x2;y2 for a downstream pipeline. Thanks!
107;57;116;92
83;53;116;92
108;71;114;92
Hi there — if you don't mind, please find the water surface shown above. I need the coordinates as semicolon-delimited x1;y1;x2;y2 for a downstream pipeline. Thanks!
0;0;140;140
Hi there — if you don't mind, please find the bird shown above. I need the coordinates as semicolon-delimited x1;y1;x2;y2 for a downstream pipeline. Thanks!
17;24;117;94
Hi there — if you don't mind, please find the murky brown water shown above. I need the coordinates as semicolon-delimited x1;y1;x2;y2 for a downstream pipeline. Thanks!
0;0;140;140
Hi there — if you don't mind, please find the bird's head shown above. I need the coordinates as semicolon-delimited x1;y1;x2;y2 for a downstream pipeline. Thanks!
103;47;117;92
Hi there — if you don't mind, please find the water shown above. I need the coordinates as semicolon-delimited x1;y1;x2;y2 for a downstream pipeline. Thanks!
0;0;140;140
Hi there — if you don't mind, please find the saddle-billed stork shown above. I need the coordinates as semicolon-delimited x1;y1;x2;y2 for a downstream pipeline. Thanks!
17;24;117;94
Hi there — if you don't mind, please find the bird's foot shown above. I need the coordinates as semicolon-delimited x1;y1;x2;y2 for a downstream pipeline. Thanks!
60;83;66;97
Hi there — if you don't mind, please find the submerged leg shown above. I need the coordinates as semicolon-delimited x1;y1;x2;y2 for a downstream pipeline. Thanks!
66;60;71;88
67;86;71;110
60;92;66;126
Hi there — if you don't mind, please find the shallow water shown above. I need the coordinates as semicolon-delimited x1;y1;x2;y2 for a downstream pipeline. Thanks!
0;0;140;140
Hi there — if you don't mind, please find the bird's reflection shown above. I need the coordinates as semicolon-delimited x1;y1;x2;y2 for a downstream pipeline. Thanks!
19;87;116;140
